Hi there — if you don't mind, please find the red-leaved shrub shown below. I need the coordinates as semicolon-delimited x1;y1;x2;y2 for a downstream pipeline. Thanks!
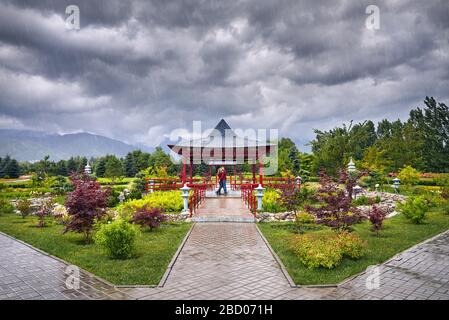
367;205;388;235
306;170;364;232
132;205;166;231
64;173;109;241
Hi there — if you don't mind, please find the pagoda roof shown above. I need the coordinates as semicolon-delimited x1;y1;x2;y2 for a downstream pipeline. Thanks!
168;119;276;149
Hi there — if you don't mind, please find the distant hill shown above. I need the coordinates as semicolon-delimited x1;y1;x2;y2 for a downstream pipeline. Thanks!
0;129;153;162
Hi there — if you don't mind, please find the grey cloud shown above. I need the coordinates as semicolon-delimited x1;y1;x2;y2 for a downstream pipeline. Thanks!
0;0;448;151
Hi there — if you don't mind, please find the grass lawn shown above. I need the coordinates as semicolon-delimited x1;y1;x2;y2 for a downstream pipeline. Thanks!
258;208;449;285
0;213;191;285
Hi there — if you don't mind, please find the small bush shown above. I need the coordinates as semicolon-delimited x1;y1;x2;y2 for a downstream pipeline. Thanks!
0;198;14;215
16;199;32;218
294;211;316;233
397;196;429;224
353;195;369;206
336;232;366;259
295;212;315;224
291;234;342;269
118;191;183;214
262;189;285;213
132;206;166;231
398;165;420;185
367;205;388;235
94;219;139;259
36;199;54;227
291;230;366;269
353;195;382;206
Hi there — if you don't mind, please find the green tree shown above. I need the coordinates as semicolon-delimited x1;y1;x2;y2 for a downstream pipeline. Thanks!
56;160;68;176
124;152;137;177
66;157;78;174
95;158;106;177
4;158;20;178
409;97;449;172
104;155;124;181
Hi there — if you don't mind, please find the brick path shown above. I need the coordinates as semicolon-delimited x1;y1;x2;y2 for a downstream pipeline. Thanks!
0;233;127;300
193;197;254;222
1;225;449;300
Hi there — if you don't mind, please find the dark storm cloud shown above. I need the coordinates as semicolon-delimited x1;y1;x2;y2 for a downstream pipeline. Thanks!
0;0;448;149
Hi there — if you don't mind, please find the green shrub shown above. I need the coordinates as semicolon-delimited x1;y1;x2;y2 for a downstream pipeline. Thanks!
353;195;382;206
353;195;369;206
295;212;315;224
291;230;366;269
397;196;429;224
336;232;366;259
94;219;139;259
118;190;183;214
294;211;316;233
0;198;14;215
397;165;420;185
291;233;342;269
16;199;32;218
262;189;285;213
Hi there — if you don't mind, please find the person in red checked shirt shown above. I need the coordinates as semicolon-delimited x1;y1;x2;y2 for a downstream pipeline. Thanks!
216;167;227;195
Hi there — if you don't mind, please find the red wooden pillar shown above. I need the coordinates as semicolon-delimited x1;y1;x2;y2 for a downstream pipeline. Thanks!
259;160;263;186
233;165;237;190
252;163;256;184
189;158;193;184
182;160;186;184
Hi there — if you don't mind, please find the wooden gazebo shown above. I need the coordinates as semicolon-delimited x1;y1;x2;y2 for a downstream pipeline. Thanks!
168;119;276;186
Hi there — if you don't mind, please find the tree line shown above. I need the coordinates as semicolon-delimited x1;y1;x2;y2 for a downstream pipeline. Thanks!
1;97;447;180
310;97;449;176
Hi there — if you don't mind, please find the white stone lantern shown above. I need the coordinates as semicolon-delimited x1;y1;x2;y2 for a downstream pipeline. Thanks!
118;192;125;203
353;185;363;199
84;163;91;175
392;177;400;193
295;176;302;189
348;158;356;173
255;184;265;211
148;179;154;193
180;184;190;212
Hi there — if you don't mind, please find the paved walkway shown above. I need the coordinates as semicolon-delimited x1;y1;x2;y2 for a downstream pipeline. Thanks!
1;225;449;300
192;198;254;222
0;233;127;300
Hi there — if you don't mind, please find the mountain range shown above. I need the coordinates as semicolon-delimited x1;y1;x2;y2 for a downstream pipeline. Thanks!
0;129;153;162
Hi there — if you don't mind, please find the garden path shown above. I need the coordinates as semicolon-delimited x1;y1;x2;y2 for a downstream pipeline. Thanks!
1;227;449;300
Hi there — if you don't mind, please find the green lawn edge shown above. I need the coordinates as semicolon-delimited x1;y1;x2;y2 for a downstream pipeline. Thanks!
258;209;449;285
0;213;191;286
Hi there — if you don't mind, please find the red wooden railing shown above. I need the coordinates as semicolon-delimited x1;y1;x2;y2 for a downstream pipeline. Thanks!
263;177;297;192
241;183;258;216
188;184;207;217
146;177;211;192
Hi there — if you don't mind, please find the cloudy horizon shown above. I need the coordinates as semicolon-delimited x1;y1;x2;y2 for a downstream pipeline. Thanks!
0;0;448;152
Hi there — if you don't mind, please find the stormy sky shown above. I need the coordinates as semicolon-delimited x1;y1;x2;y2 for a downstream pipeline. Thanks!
0;0;448;151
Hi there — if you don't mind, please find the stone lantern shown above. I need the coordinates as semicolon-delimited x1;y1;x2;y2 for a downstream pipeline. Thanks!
84;163;91;175
295;176;302;190
255;184;265;211
392;177;400;193
348;158;356;174
180;184;190;212
118;192;125;203
353;185;363;199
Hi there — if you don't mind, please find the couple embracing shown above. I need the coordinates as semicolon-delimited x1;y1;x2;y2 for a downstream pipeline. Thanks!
215;166;228;195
